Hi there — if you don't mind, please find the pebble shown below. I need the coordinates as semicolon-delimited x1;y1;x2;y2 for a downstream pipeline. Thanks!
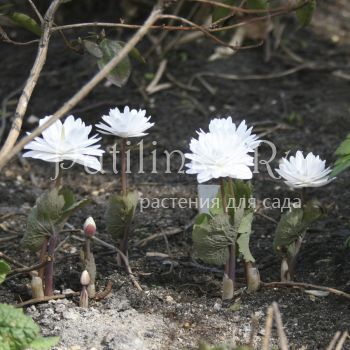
63;310;79;320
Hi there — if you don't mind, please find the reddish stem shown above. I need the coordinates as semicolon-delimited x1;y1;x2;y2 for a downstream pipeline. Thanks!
44;233;57;296
221;178;236;292
38;238;48;280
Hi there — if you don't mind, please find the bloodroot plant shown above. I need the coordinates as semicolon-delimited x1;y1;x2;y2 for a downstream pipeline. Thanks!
81;217;97;298
96;106;154;263
21;116;104;296
186;117;261;300
274;151;333;281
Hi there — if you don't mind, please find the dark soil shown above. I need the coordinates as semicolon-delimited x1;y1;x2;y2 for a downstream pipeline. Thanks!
1;1;350;349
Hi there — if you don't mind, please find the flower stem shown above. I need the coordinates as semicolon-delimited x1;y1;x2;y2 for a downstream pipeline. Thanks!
55;163;62;189
121;138;127;196
38;238;48;281
44;232;57;296
220;179;228;214
300;187;307;207
220;178;235;299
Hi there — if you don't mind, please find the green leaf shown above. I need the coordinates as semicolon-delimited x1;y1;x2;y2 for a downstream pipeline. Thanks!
59;198;90;224
345;236;350;248
331;154;350;177
105;191;139;240
9;12;41;36
28;336;60;349
36;188;65;223
246;0;268;9
236;211;255;262
22;188;89;252
0;304;40;349
59;186;90;222
296;0;316;27
97;39;131;87
335;134;350;156
0;3;14;15
273;203;322;254
116;41;145;63
212;0;236;23
274;207;304;253
193;214;236;266
128;47;146;64
83;40;103;58
22;206;51;252
332;134;350;176
0;260;10;284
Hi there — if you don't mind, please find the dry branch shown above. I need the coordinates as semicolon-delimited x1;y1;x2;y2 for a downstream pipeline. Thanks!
261;281;350;300
0;0;62;162
0;2;163;170
15;291;79;308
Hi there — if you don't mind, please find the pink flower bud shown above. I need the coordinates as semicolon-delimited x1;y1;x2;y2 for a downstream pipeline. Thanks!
83;217;96;238
80;270;91;286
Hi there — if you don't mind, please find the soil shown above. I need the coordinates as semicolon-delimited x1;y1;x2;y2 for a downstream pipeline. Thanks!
1;1;350;349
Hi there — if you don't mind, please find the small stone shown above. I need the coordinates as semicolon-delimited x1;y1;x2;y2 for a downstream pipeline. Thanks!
63;310;79;320
213;302;221;311
165;295;175;304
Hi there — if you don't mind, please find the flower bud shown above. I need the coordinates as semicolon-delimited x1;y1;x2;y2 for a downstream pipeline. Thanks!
83;217;96;238
80;270;90;286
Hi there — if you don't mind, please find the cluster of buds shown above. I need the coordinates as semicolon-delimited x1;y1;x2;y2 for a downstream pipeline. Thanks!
82;217;97;299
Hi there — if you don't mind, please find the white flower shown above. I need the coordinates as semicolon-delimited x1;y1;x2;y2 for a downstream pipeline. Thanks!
276;151;333;188
208;117;260;152
96;106;154;138
185;130;254;183
23;116;104;171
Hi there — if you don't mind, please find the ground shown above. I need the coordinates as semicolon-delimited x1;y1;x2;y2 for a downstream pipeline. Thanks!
0;1;350;349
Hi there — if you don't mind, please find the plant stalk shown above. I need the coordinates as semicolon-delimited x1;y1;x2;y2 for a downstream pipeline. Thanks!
220;178;235;299
44;233;57;296
38;238;48;280
121;138;127;196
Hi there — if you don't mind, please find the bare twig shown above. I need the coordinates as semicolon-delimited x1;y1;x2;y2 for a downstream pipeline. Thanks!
8;260;48;276
15;291;79;308
190;63;316;86
0;251;25;268
0;235;21;244
0;26;39;45
261;281;350;300
51;1;309;35
272;302;289;350
146;59;168;94
160;14;263;51
94;281;113;301
0;2;163;170
136;227;183;247
335;332;349;350
327;332;342;350
0;85;23;141
27;0;44;24
0;0;62;164
114;246;143;292
262;306;274;350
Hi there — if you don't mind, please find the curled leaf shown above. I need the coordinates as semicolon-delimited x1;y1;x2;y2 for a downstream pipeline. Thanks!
83;40;103;58
105;190;139;240
192;214;236;266
9;12;41;36
0;260;10;284
97;39;131;87
296;0;316;27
